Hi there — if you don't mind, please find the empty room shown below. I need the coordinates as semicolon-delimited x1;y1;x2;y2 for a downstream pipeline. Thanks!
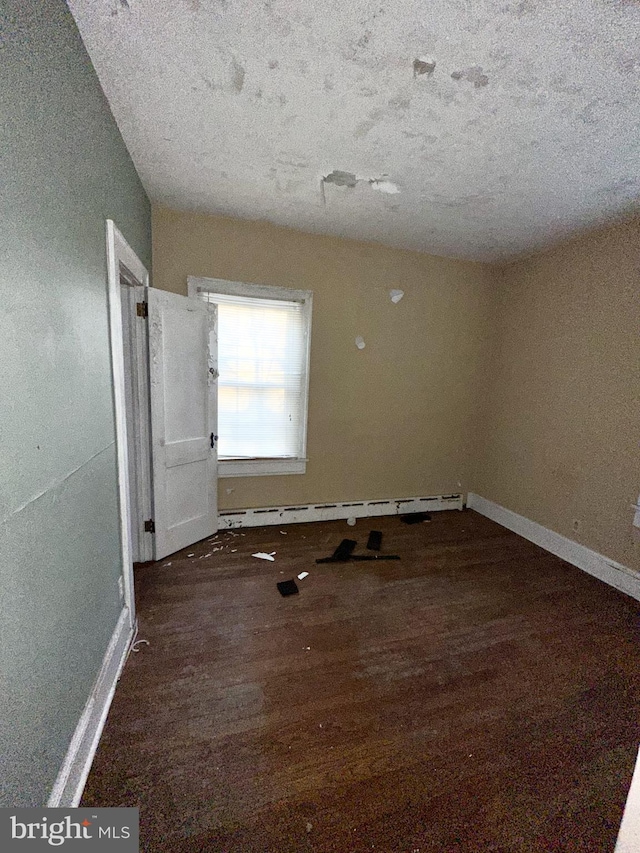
2;0;640;850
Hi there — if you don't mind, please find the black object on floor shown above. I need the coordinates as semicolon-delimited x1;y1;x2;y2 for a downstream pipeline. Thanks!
367;530;383;551
400;512;432;524
316;538;357;564
277;579;299;597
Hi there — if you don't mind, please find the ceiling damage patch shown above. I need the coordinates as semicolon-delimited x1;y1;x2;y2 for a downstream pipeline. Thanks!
323;170;358;188
370;178;400;194
451;66;490;87
413;57;436;77
111;0;130;15
230;57;245;94
322;172;401;195
68;0;640;261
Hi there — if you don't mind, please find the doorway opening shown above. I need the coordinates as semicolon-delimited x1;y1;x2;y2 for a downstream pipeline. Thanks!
106;220;152;627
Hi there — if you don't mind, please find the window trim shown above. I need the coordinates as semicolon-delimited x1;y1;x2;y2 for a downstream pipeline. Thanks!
187;276;313;478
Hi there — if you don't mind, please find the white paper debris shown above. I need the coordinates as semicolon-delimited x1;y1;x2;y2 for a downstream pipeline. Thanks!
252;552;276;561
231;549;237;552
347;517;356;526
297;572;309;580
389;289;404;304
355;336;366;350
187;553;195;557
280;530;287;535
131;639;149;653
306;823;313;833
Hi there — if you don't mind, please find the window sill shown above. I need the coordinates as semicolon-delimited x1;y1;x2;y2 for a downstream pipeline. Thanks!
219;459;307;478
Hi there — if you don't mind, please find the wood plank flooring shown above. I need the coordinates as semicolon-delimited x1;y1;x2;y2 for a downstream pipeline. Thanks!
82;510;640;852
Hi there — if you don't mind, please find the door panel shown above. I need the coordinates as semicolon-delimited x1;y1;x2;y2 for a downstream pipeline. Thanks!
148;289;217;560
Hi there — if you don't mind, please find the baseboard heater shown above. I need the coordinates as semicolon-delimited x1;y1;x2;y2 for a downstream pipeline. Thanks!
218;493;464;529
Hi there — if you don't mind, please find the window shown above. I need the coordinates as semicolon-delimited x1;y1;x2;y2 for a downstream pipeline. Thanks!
188;277;312;477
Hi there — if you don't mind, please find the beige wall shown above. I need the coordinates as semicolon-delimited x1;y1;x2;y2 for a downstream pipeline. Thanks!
474;216;640;572
152;204;493;511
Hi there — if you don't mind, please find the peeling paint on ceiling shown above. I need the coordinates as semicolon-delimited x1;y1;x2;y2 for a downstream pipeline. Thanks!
68;0;640;261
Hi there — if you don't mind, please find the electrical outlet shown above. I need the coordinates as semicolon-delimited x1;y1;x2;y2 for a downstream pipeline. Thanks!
118;575;125;602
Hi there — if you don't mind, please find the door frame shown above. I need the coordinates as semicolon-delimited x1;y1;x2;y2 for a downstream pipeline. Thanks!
105;219;150;627
119;279;154;564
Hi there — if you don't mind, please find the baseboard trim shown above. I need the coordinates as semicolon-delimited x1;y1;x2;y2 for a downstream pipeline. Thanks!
467;493;640;601
218;493;464;529
47;608;136;807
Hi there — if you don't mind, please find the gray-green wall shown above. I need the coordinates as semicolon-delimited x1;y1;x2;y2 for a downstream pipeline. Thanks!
0;0;151;806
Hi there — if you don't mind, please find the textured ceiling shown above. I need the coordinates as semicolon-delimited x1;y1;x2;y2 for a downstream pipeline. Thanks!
68;0;640;261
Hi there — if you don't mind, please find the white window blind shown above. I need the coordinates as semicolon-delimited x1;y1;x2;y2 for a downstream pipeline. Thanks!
204;292;307;460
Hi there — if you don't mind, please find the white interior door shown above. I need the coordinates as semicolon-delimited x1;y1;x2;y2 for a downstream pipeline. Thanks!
148;289;218;560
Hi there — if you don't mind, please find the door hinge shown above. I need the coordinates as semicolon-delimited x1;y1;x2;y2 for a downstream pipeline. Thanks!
144;519;155;533
136;301;148;319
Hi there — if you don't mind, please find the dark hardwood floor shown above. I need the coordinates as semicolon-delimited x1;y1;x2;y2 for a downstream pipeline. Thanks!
82;510;640;852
